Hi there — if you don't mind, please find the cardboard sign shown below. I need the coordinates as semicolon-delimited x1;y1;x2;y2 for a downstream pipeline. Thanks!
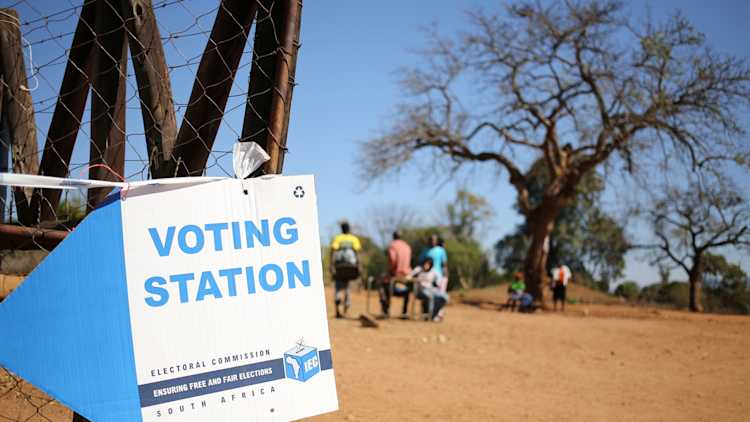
0;175;338;421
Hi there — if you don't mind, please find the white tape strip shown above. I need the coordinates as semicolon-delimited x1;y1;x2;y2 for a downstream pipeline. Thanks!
0;173;227;190
127;177;226;187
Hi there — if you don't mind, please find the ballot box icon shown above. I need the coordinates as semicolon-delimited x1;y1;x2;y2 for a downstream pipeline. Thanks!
284;343;320;382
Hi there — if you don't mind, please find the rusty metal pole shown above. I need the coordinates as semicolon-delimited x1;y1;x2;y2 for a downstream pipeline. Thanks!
88;0;128;212
0;77;8;223
30;1;97;223
0;223;68;250
171;0;258;177
240;1;283;160
241;0;302;175
0;8;40;224
276;0;302;172
262;0;300;174
120;0;177;179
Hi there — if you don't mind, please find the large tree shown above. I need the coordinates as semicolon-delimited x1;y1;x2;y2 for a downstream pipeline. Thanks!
360;0;750;302
645;181;750;312
495;160;628;291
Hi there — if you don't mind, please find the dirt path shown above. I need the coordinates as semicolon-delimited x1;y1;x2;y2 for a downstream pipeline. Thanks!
313;287;750;422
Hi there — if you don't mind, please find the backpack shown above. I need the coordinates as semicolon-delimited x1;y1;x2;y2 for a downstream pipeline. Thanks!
333;240;359;279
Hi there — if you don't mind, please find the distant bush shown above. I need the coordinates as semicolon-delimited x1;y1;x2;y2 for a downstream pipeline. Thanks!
639;282;690;309
614;281;640;301
637;254;750;314
702;254;750;314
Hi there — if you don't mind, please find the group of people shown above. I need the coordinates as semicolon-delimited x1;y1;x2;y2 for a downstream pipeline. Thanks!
385;232;449;322
330;220;573;319
506;264;572;312
328;220;449;322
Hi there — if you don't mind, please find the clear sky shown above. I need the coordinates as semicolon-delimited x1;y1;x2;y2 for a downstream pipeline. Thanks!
7;0;750;286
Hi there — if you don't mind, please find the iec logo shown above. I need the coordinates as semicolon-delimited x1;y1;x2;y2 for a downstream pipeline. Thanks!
284;341;320;382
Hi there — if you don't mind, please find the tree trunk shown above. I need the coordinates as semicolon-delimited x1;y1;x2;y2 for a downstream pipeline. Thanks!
523;207;558;304
688;259;704;313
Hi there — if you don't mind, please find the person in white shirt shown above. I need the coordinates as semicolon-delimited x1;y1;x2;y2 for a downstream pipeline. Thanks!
550;264;572;311
409;258;448;321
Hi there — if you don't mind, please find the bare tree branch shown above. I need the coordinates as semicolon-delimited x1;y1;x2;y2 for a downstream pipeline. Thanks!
359;0;750;300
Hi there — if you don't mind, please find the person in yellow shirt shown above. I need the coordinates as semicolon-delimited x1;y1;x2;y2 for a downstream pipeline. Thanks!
330;221;362;318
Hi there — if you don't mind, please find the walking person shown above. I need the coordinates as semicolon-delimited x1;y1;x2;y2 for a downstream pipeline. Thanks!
551;264;571;312
381;230;412;318
330;220;361;318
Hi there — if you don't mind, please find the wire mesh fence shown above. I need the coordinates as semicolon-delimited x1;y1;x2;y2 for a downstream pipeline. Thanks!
0;0;301;420
1;368;72;421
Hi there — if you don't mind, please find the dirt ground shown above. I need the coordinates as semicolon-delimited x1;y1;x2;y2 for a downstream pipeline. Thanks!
313;286;750;422
2;285;749;421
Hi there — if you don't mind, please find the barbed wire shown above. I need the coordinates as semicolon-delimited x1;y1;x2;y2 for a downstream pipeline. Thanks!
0;0;301;420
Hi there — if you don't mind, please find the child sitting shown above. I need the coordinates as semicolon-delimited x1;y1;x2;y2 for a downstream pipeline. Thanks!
506;272;526;311
408;257;448;321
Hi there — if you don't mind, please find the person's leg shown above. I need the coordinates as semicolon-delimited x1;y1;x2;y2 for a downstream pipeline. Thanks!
555;285;565;311
551;286;557;311
434;293;448;320
378;282;387;314
379;279;391;316
417;290;430;319
561;286;566;311
427;291;435;320
432;295;447;320
393;282;410;317
343;279;351;315
388;277;397;316
334;279;344;318
437;291;449;318
439;275;448;293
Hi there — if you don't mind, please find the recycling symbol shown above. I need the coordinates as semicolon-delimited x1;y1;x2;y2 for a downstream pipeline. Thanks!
293;186;305;198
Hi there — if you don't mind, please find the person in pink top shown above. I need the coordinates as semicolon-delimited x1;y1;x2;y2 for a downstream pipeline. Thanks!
380;231;412;318
388;230;412;278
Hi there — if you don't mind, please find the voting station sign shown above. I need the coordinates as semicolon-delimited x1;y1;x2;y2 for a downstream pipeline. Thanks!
0;175;338;422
